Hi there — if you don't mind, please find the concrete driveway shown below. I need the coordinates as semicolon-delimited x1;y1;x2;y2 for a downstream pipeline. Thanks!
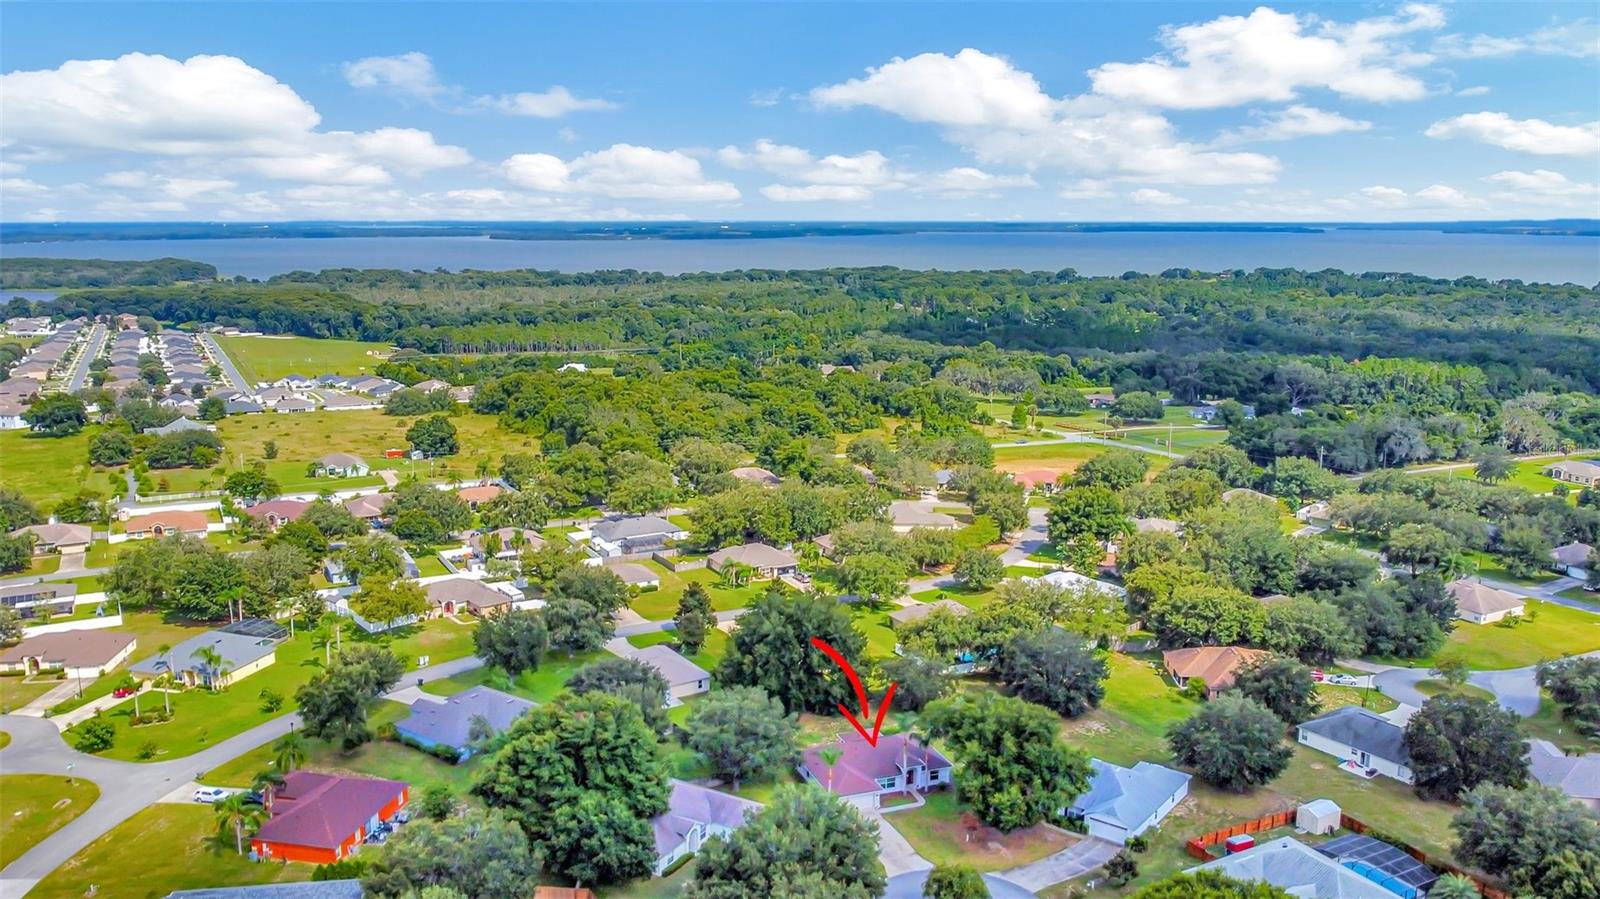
886;870;1039;898
868;811;933;877
997;835;1120;892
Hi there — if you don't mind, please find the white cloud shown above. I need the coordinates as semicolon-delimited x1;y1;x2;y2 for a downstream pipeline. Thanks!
810;48;1058;129
1456;86;1491;97
341;51;447;102
478;87;616;118
1426;112;1600;156
503;144;739;201
0;53;470;185
1217;105;1372;144
1482;169;1600;205
748;88;784;107
1059;179;1114;200
99;170;235;199
761;184;873;202
1357;182;1481;209
1;177;48;194
917;167;1035;194
1434;20;1600;59
1088;4;1443;109
809;50;1280;186
1130;188;1188;206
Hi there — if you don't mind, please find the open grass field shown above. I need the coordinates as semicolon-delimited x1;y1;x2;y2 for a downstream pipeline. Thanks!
29;804;310;899
215;334;393;384
624;562;770;622
421;649;609;704
1393;599;1600;669
1449;452;1600;496
0;775;101;868
893;790;1074;872
626;626;730;672
0;426;97;509
1117;426;1231;454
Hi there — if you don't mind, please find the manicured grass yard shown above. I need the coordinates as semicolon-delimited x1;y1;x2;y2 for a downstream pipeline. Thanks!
1449;453;1599;496
892;790;1073;872
0;674;65;712
625;563;770;622
1118;427;1231;454
848;601;901;661
0;774;101;868
1403;600;1600;669
29;804;309;899
1523;693;1600;756
0;426;97;509
216;334;393;383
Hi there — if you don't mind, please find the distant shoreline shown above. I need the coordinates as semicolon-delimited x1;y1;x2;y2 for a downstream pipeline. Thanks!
3;219;1596;244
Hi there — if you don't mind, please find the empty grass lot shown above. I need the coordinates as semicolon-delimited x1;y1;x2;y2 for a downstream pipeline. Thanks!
0;775;100;868
215;334;393;384
893;790;1073;872
624;563;770;622
1394;600;1600;670
626;627;730;672
0;426;97;509
29;804;309;899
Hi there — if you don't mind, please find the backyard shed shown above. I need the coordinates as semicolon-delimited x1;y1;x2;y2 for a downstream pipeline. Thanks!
1296;799;1340;835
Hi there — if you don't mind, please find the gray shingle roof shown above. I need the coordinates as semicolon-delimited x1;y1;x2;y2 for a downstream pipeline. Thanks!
1528;739;1600;801
1069;758;1191;831
1298;706;1410;765
1189;837;1397;898
591;515;679;542
632;644;710;689
651;780;762;858
395;686;534;750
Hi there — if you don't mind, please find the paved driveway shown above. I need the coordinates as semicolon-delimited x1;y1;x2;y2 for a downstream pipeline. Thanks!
997;835;1120;891
868;810;933;877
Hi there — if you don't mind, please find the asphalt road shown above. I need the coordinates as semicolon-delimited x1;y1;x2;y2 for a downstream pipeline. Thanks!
0;653;484;896
199;333;250;392
64;323;107;393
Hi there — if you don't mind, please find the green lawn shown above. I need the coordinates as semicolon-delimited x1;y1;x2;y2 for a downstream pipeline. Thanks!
421;649;609;704
892;790;1074;872
0;674;65;712
848;602;901;661
0;426;97;509
0;775;101;868
626;563;770;622
1449;453;1599;496
216;334;393;383
29;804;309;898
1118;427;1231;454
1414;679;1496;702
1400;600;1600;669
17;553;63;576
1523;693;1600;756
1463;550;1559;586
1316;682;1399;714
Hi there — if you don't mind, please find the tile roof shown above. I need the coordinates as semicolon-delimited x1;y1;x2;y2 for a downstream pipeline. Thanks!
396;686;535;750
0;630;135;669
631;644;710;689
124;510;209;533
1162;646;1268;693
425;578;513;612
799;733;952;797
1297;706;1410;765
651;780;762;858
456;484;504;504
470;527;546;553
254;771;407;850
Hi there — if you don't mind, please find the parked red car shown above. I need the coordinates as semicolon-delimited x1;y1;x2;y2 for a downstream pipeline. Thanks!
113;687;136;698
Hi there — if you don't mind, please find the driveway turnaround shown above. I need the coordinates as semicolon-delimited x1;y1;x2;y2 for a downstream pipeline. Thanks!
0;653;484;897
997;835;1121;892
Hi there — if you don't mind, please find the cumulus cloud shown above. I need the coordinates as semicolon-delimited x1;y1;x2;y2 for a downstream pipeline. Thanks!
1357;182;1481;209
1434;20;1600;59
1130;188;1188;206
1456;86;1491;97
1088;4;1443;109
341;51;448;102
0;53;470;185
1216;105;1372;144
1426;112;1600;156
809;49;1279;186
1482;169;1600;205
718;138;1033;201
760;184;873;202
477;87;617;118
502;144;739;201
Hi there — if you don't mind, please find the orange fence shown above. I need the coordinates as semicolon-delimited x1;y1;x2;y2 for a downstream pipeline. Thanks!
1182;810;1511;899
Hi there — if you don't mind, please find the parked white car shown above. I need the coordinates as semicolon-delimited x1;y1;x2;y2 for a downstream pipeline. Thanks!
193;787;228;803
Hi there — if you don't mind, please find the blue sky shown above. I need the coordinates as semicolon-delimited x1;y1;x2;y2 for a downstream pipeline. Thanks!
1;1;1596;221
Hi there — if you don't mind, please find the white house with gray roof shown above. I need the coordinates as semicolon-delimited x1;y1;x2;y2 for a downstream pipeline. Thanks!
1528;739;1600;811
129;630;278;689
1066;758;1191;844
631;644;711;704
394;686;534;760
650;780;762;875
1296;706;1413;784
576;515;688;558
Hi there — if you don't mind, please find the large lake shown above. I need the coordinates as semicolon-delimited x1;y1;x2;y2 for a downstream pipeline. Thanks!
5;229;1598;283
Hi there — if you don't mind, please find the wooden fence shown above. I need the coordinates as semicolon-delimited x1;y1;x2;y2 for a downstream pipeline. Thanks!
1182;810;1511;899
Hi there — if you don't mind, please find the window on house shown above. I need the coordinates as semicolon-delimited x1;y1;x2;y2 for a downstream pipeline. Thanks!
875;777;896;790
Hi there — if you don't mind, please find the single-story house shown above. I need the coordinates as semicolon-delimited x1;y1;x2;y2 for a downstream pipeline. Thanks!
798;732;953;811
605;562;662;589
812;533;837;559
1551;541;1595;579
933;468;955;489
1528;739;1600;811
0;630;138;679
411;378;451;393
1296;706;1413;784
274;374;315;390
1028;569;1129;598
130;630;278;689
1066;758;1191;845
1132;517;1183;536
274;397;317;413
0;582;78;619
456;484;504;510
1295;501;1334;528
224;396;265;415
582;515;689;558
887;501;960;532
1446;578;1527;625
11;522;92;554
632;644;711;704
250;771;409;864
1187;837;1408;899
123;510;209;539
651;780;762;875
145;416;214;436
888;599;970;629
728;466;781;487
349;376;404;397
394;686;534;760
1545;459;1600;489
469;527;546;560
245;499;309;531
1010;469;1061;494
317;391;382;411
0;396;28;430
425;577;512;617
343;492;392;524
1086;393;1115;409
707;542;799;579
315;453;369;478
1190;401;1255;422
1222;487;1280;506
1162;646;1269;699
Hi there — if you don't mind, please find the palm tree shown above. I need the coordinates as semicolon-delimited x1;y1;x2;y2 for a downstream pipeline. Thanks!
253;770;286;814
156;643;172;714
214;793;265;856
273;730;307;773
820;747;842;792
190;645;231;691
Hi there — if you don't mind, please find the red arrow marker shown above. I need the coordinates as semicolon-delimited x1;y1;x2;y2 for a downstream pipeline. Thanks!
811;636;897;747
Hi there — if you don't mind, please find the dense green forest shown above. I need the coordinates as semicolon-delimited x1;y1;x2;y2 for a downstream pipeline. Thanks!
9;264;1599;470
0;257;218;289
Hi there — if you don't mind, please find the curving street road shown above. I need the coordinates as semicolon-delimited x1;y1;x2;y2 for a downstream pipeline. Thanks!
0;654;484;897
